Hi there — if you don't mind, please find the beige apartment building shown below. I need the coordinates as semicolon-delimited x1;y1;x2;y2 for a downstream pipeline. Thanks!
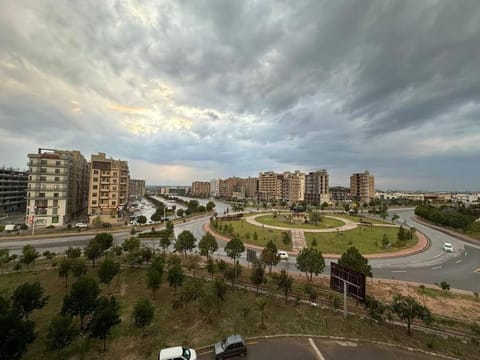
129;179;146;198
350;171;375;204
282;171;305;204
258;171;283;202
191;181;210;197
88;153;129;224
26;148;89;227
305;170;330;205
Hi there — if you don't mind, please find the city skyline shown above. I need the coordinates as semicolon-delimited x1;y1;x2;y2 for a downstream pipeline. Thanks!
1;1;479;191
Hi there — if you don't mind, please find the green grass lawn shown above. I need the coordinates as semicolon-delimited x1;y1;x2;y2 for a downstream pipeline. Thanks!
328;213;392;225
304;226;418;254
1;266;478;360
254;214;345;229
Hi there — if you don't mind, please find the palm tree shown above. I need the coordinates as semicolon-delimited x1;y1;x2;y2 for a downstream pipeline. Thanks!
255;297;267;329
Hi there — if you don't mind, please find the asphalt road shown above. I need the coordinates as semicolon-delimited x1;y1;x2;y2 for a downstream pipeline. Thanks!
198;337;439;360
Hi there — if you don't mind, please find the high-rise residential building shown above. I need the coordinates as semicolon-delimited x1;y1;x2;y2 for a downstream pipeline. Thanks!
330;186;350;203
0;167;28;214
258;171;283;202
243;177;258;200
191;181;210;197
26;148;89;227
88;152;129;224
282;171;305;204
350;171;375;204
210;178;220;197
305;170;330;205
129;179;146;198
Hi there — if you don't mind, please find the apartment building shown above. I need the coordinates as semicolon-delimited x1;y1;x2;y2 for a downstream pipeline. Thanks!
304;170;330;205
26;148;89;227
258;171;283;202
350;171;375;204
129;179;146;198
282;171;305;204
244;177;258;199
330;186;350;203
0;167;28;214
191;181;210;197
88;153;129;224
210;178;220;197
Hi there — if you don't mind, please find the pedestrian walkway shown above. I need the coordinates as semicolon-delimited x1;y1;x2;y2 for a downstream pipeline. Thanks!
290;229;306;254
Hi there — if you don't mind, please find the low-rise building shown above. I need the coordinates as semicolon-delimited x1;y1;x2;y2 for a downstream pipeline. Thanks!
0;167;28;214
129;179;146;198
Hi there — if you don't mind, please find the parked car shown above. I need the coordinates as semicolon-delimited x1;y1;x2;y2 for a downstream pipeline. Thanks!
443;242;454;252
214;335;247;360
75;223;88;228
277;250;288;260
158;346;197;360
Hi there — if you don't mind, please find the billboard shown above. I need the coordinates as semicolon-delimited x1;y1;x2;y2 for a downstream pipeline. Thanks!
246;248;257;263
330;262;366;302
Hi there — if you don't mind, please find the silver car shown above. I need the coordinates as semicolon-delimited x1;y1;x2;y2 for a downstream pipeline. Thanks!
214;335;247;360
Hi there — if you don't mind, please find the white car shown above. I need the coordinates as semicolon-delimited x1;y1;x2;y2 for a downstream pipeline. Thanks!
277;251;289;260
75;223;87;228
159;346;197;360
443;242;454;252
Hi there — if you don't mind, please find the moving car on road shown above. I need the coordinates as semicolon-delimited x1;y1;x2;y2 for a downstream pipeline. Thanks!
159;346;197;360
277;250;288;260
443;242;454;252
214;334;247;359
75;223;87;228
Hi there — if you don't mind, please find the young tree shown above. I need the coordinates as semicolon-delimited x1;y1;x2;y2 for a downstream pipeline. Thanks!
391;294;431;335
364;296;386;324
166;220;174;236
136;215;147;224
159;231;171;254
277;269;293;304
21;245;39;270
45;315;78;354
225;235;245;262
58;258;72;288
198;232;218;259
71;258;88;277
397;225;407;243
304;284;318;304
98;259;121;289
175;230;197;256
255;297;268;329
65;247;81;258
309;210;322;225
84;239;103;267
168;264;184;294
206;201;216;211
94;233;114;252
62;276;100;330
295;248;325;280
176;208;184;218
132;298;154;335
212;278;227;307
250;260;265;294
0;249;10;273
338;246;372;277
260;240;279;273
89;296;121;351
122;237;141;252
147;268;162;300
11;282;48;319
206;257;216;279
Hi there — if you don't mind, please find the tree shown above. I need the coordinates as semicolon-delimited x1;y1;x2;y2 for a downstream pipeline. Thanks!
94;233;114;252
166;220;174;236
212;278;227;306
295;247;325;280
159;231;172;254
58;258;72;288
437;281;450;292
198;232;218;259
71;258;88;277
250;260;265;294
21;244;39;270
309;210;322;225
391;294;431;335
175;230;196;256
136;215;147;224
382;234;390;248
0;249;10;273
84;239;103;267
391;214;400;223
122;237;141;252
11;282;48;319
0;298;35;360
338;246;372;277
132;298;154;335
89;296;121;351
176;208;184;217
304;284;318;304
147;268;162;299
277;269;293;304
187;199;199;212
62;276;100;330
168;264;184;294
364;296;386;324
65;247;81;258
397;225;407;243
45;315;78;353
206;201;216;211
255;297;268;329
260;240;279;273
98;259;120;289
206;257;216;279
225;235;245;261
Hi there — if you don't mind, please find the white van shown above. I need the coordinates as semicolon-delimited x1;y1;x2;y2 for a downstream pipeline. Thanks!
159;346;197;360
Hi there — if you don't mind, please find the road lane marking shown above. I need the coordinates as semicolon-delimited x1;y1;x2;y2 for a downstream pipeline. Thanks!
309;338;326;360
431;266;442;270
392;270;407;273
455;259;463;264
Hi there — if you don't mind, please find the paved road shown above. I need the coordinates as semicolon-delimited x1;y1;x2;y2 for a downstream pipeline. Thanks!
198;337;439;360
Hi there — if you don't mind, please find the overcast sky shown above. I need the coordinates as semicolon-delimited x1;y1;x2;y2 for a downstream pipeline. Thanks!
1;0;479;191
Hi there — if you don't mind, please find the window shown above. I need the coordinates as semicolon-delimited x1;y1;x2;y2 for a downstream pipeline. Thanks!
55;160;61;166
40;176;46;181
40;168;47;174
53;200;58;207
93;185;98;190
52;216;59;223
93;177;98;182
94;170;99;174
39;192;45;198
92;192;97;197
52;208;57;215
55;168;60;174
111;201;116;206
92;200;97;205
40;159;47;165
112;186;116;191
53;193;59;198
113;172;117;176
55;176;60;182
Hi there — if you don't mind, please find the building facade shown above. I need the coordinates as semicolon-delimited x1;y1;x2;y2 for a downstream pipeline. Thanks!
330;186;350;203
304;170;330;205
88;153;129;224
350;171;375;204
0;167;28;214
26;148;89;227
129;179;146;198
191;181;210;197
282;171;305;204
210;178;220;197
258;171;283;202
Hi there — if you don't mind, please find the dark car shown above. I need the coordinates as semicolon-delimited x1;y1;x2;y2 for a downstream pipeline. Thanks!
214;335;247;359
